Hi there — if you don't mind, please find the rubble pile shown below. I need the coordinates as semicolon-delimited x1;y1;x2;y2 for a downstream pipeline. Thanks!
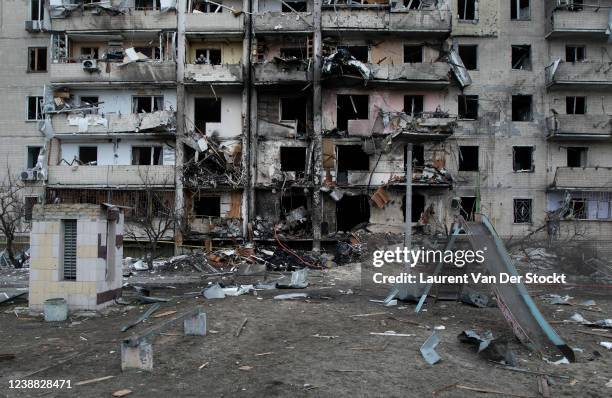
182;134;243;189
322;48;372;81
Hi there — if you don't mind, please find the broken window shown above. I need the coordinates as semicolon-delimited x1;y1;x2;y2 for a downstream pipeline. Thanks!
134;46;161;60
458;45;477;70
510;0;530;20
459;197;477;221
24;196;38;222
458;146;479;171
61;219;77;281
194;98;221;134
403;45;423;63
281;195;308;214
337;145;369;172
78;146;98;165
280;147;307;172
568;0;584;12
194;196;221;217
28;47;47;72
403;0;422;9
566;45;586;62
280;97;307;134
402;194;425;222
567;147;587;167
135;0;161;10
412;144;425;167
282;0;307;12
458;0;477;21
336;195;370;232
280;47;307;60
194;0;222;12
81;47;99;60
132;146;163;166
512;95;532;121
26;96;43;121
80;96;99;107
568;199;587;219
195;48;222;64
566;96;586;115
27;146;42;169
512;146;534;172
30;0;44;20
132;96;163;113
513;198;532;223
336;95;368;132
337;46;368;63
511;45;531;70
404;95;424;116
458;95;478;120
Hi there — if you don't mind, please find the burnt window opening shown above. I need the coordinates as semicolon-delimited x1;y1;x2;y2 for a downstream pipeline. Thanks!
193;0;222;12
336;195;370;232
404;95;424;116
511;0;530;20
458;45;478;70
567;0;584;12
61;219;77;281
512;95;532;121
132;146;163;166
566;45;586;62
280;47;307;60
280;147;307;172
78;146;98;165
402;193;426;222
135;0;161;10
337;145;369;172
80;96;99;107
184;145;196;162
280;97;308;134
405;144;425;168
281;195;308;214
513;198;532;223
194;98;222;134
30;0;45;20
566;96;586;115
403;0;422;9
567;147;587;167
458;95;478;120
567;199;587;219
28;47;47;72
282;0;307;12
27;146;42;169
134;47;161;60
194;196;221;217
81;47;99;60
512;146;534;172
459;197;477;221
458;0;477;20
132;96;163;113
403;45;423;63
458;146;479;171
337;45;368;63
511;45;531;70
336;95;368;132
26;96;43;121
195;48;221;64
24;196;38;222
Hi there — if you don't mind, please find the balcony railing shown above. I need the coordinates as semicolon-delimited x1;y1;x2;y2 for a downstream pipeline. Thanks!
49;61;176;85
321;7;451;33
253;12;314;32
546;114;612;140
546;1;612;39
370;63;450;83
253;61;313;84
551;167;612;191
545;61;612;88
49;9;177;31
47;165;175;188
184;63;243;83
185;11;244;32
47;111;176;135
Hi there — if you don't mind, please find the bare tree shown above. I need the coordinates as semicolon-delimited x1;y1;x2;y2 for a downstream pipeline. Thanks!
0;171;27;267
123;168;177;270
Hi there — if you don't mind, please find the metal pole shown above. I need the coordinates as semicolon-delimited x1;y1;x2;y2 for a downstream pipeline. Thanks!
311;0;322;252
404;143;412;250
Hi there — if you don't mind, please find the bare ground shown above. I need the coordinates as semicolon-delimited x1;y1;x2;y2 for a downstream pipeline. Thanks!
0;262;611;398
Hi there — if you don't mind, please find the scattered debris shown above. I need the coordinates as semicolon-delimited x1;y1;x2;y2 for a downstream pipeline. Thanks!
0;353;15;361
112;389;133;397
276;268;309;289
74;375;115;386
198;362;209;370
121;303;161;332
599;342;612;350
420;333;441;365
235;318;248;337
274;293;308;300
370;331;414;337
458;330;516;366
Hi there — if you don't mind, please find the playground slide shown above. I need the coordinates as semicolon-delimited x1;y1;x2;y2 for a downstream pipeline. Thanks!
465;215;575;362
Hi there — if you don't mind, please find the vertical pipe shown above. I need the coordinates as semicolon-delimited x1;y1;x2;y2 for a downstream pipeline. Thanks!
311;0;322;252
175;0;186;253
404;143;412;250
242;0;253;238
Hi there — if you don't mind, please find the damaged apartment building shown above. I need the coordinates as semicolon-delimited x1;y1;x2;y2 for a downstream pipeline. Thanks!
3;0;612;251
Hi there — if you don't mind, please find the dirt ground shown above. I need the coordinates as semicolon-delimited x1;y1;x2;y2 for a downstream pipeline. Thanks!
1;260;611;398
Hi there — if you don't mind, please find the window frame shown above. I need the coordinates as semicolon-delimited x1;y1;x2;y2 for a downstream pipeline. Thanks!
513;198;533;224
510;0;530;21
28;47;48;73
512;146;535;173
26;96;44;121
458;94;479;120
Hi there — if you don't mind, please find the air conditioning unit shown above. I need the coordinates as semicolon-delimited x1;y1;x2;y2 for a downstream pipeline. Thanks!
20;169;38;182
82;59;98;71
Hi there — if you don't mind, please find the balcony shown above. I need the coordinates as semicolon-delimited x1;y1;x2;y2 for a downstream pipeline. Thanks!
49;10;177;31
47;165;175;188
49;61;176;86
545;3;612;39
546;61;612;89
48;111;176;136
321;9;387;31
370;63;450;85
388;8;452;34
546;115;612;141
253;61;313;84
551;167;612;191
185;64;243;84
253;12;314;33
185;12;244;33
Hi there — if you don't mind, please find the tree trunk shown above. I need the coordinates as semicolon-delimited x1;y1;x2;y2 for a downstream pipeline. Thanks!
5;236;21;268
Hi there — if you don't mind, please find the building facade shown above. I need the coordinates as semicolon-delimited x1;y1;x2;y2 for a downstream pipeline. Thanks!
1;0;611;251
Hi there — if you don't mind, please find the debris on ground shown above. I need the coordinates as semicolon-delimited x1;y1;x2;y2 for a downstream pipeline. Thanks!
420;333;441;365
458;330;517;366
274;293;308;300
